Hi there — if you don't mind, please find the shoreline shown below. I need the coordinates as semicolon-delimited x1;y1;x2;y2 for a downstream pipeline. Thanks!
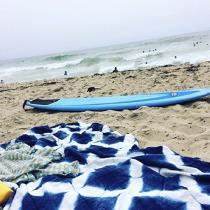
1;61;210;161
0;60;208;86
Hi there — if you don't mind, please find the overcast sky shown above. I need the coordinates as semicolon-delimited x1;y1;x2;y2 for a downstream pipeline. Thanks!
1;0;210;60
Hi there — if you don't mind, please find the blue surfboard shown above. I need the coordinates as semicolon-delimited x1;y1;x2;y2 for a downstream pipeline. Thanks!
23;88;210;112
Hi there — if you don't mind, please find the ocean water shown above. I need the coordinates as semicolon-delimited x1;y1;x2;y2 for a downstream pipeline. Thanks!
0;30;210;84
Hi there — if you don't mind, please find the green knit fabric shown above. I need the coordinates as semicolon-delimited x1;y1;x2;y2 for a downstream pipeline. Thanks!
0;142;79;183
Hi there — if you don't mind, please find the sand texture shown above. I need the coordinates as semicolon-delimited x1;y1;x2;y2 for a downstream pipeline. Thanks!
0;61;210;161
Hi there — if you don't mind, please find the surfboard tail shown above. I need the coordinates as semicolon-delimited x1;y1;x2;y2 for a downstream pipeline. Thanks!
23;99;59;110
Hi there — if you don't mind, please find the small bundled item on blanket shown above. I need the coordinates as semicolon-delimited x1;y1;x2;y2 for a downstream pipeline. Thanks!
0;181;12;204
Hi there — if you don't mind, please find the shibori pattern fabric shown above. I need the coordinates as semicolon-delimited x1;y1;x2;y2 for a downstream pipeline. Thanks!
1;122;210;210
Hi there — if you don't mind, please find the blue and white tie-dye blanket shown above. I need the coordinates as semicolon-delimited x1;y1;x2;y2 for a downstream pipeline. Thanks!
1;122;210;210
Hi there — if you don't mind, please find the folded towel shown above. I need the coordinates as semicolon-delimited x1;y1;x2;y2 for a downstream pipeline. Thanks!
0;142;79;183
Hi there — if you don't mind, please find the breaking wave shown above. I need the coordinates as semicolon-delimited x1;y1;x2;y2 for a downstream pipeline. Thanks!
45;54;74;61
65;56;126;68
79;57;102;66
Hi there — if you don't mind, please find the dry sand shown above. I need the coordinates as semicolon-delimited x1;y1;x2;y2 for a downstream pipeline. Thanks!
1;61;210;161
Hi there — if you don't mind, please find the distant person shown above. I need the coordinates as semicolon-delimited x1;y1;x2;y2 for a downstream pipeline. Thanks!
0;80;3;84
145;62;148;64
174;56;177;59
64;71;67;75
113;67;118;73
142;51;145;53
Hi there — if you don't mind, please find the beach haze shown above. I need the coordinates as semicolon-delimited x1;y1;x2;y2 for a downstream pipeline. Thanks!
0;0;210;60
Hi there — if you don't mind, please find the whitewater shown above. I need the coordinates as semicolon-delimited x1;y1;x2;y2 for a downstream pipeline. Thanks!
0;30;210;83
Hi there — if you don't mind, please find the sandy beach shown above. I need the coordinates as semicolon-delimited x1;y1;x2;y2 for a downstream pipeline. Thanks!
0;61;210;161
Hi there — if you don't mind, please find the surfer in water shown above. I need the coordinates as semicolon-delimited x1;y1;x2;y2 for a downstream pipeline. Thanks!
64;71;68;76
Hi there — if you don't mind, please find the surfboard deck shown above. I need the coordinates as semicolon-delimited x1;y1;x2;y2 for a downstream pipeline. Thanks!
24;88;210;112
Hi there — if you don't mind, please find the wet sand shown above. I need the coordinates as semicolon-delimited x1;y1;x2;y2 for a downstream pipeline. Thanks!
1;61;210;161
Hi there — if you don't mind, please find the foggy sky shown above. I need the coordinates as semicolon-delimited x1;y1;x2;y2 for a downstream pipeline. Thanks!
1;0;210;60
